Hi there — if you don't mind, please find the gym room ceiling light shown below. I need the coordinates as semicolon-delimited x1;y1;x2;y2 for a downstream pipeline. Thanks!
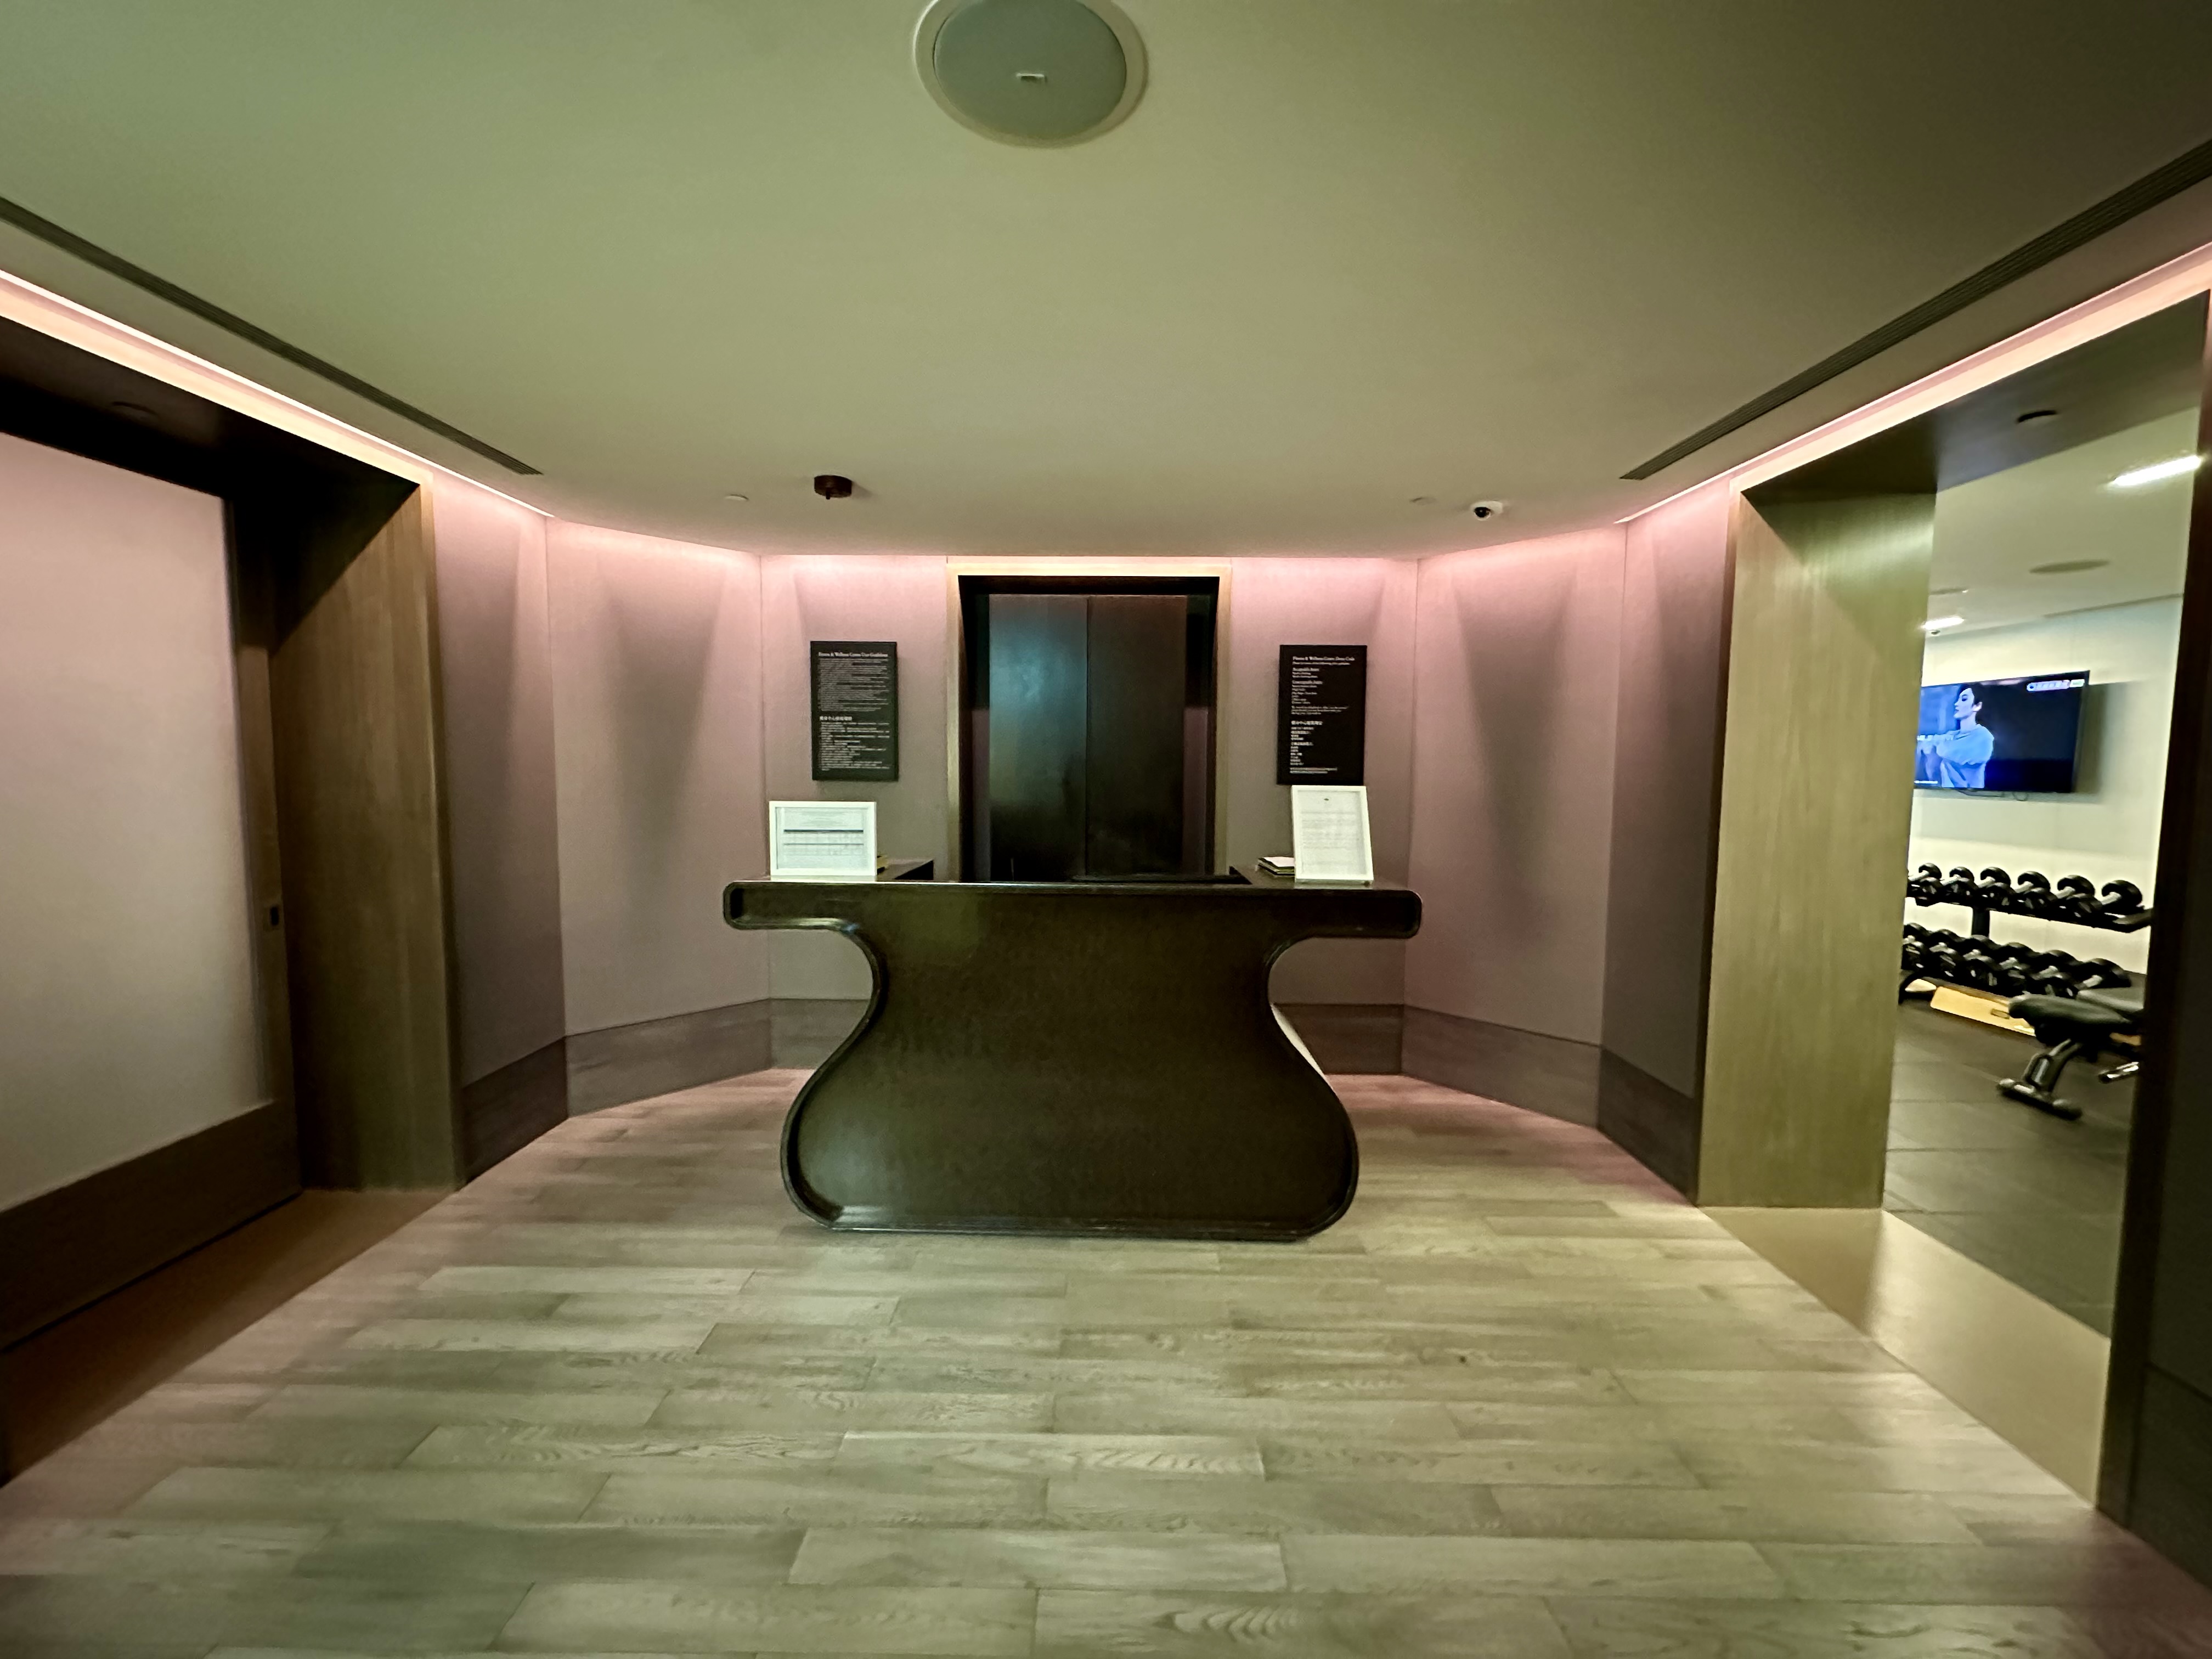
2109;455;2203;488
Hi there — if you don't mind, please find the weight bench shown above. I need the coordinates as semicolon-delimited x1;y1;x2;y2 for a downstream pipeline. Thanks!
1999;986;2143;1121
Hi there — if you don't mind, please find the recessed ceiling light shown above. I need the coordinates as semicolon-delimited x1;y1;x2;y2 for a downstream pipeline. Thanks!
2029;558;2108;575
1922;615;1965;633
723;493;749;503
2109;455;2202;489
2015;408;2059;425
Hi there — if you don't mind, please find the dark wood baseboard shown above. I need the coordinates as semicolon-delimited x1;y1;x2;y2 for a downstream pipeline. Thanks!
566;1001;775;1115
2126;1367;2212;1585
1278;1003;1404;1074
0;1102;300;1349
458;1039;569;1178
1403;1006;1601;1126
1596;1048;1702;1197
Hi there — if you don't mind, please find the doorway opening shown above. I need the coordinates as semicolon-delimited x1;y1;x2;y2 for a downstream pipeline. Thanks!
957;575;1218;881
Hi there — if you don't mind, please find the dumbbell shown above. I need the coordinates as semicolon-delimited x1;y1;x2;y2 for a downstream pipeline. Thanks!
2013;871;2053;917
2074;958;2133;991
1908;864;1943;905
1988;944;2039;995
2100;880;2145;921
1925;934;1966;984
1973;867;2013;909
1942;866;1980;905
2029;950;2083;997
2053;876;2101;925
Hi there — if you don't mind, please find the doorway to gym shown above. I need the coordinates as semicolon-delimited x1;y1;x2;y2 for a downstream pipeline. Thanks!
1888;308;2196;1335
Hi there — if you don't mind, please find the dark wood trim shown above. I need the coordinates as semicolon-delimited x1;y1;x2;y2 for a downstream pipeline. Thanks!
1595;1049;1703;1197
272;489;462;1189
458;1039;570;1179
2124;1369;2212;1576
1402;1006;1600;1128
0;1102;298;1350
567;1001;775;1116
2101;303;2212;1561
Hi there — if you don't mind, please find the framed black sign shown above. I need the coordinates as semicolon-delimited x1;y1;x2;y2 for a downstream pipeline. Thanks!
1277;644;1366;785
810;641;899;782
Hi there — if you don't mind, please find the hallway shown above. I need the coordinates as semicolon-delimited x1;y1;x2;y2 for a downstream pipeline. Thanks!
2;1073;2206;1657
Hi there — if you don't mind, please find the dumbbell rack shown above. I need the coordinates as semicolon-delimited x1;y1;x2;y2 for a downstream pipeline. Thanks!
1910;882;2153;940
1902;865;2151;1018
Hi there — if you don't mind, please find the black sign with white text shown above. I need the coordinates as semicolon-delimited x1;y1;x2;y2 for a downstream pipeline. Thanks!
1277;645;1367;784
810;641;899;782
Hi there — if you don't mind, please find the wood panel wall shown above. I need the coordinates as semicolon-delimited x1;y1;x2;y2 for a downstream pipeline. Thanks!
269;488;461;1189
1697;492;1934;1206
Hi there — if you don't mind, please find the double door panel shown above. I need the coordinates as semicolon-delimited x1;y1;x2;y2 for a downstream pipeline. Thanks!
982;591;1203;881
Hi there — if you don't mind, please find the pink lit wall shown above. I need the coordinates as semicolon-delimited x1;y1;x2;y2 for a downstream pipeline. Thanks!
739;554;1421;1003
1227;559;1418;1005
1404;530;1625;1044
1603;486;1734;1097
544;522;769;1034
759;555;951;999
430;486;567;1084
0;434;262;1209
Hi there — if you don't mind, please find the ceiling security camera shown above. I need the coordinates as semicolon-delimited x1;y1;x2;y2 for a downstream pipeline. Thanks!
1469;499;1506;520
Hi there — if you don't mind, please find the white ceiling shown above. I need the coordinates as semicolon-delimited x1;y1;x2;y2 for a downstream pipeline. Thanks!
1929;410;2198;634
1;1;2210;557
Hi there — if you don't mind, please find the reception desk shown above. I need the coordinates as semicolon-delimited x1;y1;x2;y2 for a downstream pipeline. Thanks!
722;868;1420;1239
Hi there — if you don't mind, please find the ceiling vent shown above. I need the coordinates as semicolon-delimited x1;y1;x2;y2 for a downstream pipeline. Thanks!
915;0;1146;146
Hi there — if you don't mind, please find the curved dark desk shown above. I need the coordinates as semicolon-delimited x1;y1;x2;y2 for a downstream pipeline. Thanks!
721;867;1420;1240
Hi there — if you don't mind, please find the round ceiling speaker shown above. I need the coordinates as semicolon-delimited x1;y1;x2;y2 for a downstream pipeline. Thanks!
916;0;1146;146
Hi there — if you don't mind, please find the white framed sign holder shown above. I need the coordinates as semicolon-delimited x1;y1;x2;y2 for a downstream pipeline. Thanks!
769;799;878;882
1289;784;1374;883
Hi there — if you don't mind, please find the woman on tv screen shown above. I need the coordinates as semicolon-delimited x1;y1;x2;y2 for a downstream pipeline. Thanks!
1917;684;1994;789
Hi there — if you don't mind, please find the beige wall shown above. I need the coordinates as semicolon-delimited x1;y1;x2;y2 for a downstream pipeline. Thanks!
0;433;264;1207
545;522;769;1034
1404;530;1625;1044
430;487;567;1081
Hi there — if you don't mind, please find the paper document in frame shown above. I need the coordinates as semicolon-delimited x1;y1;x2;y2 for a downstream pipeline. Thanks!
769;799;878;881
1289;785;1373;883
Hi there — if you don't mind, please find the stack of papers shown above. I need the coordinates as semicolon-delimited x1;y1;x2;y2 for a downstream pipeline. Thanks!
1259;855;1296;876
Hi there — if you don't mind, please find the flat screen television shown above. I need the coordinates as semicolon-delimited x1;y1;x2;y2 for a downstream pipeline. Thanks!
1914;671;2088;793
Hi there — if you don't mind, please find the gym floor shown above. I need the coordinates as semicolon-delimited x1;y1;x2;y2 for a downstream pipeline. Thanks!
1886;1002;2134;1334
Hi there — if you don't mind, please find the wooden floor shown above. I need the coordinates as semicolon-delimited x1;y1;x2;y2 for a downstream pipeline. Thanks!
3;1069;2208;1657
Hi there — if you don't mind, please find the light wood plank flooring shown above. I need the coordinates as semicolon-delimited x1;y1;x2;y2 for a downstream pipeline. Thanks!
3;1069;2207;1657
